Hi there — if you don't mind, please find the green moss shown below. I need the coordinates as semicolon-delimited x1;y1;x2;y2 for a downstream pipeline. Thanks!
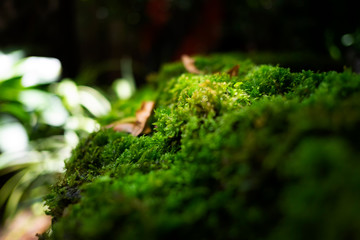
43;54;360;240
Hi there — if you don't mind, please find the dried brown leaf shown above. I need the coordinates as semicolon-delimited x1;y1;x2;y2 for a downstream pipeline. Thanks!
106;122;136;134
106;101;155;136
132;101;155;136
226;64;239;77
181;54;203;74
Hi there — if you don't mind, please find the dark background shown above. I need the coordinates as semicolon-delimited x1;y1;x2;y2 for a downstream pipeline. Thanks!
1;0;359;85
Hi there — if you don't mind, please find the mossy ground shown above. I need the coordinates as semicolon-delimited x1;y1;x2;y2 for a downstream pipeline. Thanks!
43;54;360;240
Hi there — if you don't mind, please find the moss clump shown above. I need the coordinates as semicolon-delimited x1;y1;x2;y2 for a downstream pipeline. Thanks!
44;54;360;240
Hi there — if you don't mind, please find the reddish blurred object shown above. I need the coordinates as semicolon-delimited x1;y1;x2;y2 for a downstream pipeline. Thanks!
146;0;170;26
174;0;223;59
140;0;223;61
0;210;51;240
140;0;171;54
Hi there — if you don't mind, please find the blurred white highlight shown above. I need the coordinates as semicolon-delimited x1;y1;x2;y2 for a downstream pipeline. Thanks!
19;57;62;87
0;50;24;80
114;78;134;99
19;90;68;126
78;86;111;117
0;117;29;153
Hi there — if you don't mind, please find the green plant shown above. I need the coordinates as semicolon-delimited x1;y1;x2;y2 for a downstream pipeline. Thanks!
0;51;112;222
43;54;360;240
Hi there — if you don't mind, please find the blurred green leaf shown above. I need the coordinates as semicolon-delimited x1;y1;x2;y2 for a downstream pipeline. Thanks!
0;51;114;224
0;76;23;102
0;170;27;213
0;103;31;127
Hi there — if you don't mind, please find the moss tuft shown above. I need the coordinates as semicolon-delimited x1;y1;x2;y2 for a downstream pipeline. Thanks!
44;54;360;240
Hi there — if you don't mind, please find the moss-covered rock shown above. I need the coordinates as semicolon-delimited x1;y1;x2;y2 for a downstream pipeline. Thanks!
43;54;360;240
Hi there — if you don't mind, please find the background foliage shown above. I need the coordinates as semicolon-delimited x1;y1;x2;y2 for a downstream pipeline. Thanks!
0;51;112;225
